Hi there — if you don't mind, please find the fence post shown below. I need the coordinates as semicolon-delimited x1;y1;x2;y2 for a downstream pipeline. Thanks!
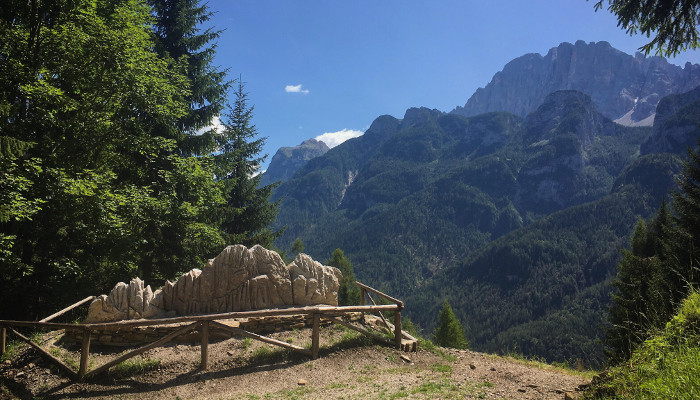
200;321;209;370
1;326;5;357
78;328;91;380
394;310;402;350
360;288;366;306
311;313;320;359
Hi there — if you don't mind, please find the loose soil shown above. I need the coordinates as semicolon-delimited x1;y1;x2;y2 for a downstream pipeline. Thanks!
1;325;590;399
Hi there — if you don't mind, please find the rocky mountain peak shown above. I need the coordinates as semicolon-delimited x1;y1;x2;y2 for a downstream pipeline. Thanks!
523;90;608;147
259;138;330;186
452;41;700;127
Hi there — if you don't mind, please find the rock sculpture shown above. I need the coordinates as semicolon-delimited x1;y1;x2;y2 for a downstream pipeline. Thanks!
86;245;343;322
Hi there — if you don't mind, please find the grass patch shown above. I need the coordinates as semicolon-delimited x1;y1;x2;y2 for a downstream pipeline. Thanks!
108;357;161;379
430;363;453;373
585;292;700;399
281;386;314;400
420;339;457;362
326;382;348;389
49;346;78;370
410;378;468;399
0;340;23;362
499;351;596;379
248;346;297;365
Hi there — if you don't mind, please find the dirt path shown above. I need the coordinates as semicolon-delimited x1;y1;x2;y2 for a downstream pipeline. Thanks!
1;325;589;399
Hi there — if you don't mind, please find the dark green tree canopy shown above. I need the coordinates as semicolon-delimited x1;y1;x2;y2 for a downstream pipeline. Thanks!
594;0;700;56
433;300;470;349
0;0;279;319
328;248;361;306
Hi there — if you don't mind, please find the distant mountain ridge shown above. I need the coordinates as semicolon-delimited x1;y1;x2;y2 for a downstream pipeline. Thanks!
265;40;700;366
260;139;329;187
269;86;700;366
452;40;700;126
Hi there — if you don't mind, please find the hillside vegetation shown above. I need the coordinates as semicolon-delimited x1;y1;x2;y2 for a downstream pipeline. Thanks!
585;291;700;399
271;87;700;367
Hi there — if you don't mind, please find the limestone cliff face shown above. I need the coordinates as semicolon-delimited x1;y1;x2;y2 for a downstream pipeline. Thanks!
641;86;700;155
259;139;329;186
452;41;700;126
86;245;342;322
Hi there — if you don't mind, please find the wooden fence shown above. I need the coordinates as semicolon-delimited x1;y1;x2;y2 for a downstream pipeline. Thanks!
0;281;416;381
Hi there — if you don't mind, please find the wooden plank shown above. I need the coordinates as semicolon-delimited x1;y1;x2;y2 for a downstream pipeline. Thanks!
209;321;311;355
325;316;394;346
365;292;392;332
8;327;77;379
78;328;91;380
311;313;320;359
354;282;404;309
77;304;399;329
200;321;209;370
40;296;95;323
394;310;402;349
86;322;198;378
0;320;90;330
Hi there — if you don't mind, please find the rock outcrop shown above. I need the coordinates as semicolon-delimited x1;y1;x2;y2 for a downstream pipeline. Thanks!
86;245;342;322
452;40;700;126
259;139;329;186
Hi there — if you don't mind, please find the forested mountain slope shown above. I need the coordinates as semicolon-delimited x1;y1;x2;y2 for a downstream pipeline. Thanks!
270;86;700;367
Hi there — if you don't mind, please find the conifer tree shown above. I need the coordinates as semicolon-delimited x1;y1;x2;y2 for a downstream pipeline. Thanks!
328;248;361;306
291;238;305;255
606;146;700;363
605;218;666;362
148;0;230;154
216;79;281;248
433;300;470;349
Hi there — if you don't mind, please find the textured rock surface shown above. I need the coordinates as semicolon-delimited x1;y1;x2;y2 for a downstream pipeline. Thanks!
452;40;700;126
641;85;700;155
85;245;342;322
259;139;329;186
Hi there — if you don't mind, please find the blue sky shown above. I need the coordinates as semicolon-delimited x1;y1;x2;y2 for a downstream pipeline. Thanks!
205;0;700;171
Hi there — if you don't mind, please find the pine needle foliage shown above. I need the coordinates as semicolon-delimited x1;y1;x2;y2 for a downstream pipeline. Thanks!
433;300;470;350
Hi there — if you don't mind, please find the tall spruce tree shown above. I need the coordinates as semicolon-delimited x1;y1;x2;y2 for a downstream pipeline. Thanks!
433;300;470;349
605;218;666;362
670;145;700;296
216;79;280;248
148;0;229;155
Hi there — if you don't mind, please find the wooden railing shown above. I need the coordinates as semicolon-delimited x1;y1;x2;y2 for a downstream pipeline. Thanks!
0;281;412;381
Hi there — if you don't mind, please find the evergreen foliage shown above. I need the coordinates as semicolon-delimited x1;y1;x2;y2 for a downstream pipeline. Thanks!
433;301;470;349
606;144;700;363
291;238;305;255
328;248;361;306
216;79;281;248
593;0;700;56
148;0;230;155
0;0;278;319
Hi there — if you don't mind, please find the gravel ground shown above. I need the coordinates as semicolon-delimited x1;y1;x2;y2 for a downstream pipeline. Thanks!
0;325;590;399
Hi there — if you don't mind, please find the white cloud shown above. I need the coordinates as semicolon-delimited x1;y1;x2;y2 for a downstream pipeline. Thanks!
315;129;364;148
285;84;310;94
196;115;225;136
